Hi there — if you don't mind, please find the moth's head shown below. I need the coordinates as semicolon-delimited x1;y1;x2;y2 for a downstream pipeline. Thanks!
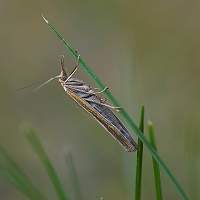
59;55;68;82
32;56;67;91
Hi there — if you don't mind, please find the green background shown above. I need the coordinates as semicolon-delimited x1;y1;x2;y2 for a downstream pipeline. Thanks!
0;0;199;199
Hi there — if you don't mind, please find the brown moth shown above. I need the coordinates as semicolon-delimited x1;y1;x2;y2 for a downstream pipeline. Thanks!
37;55;137;152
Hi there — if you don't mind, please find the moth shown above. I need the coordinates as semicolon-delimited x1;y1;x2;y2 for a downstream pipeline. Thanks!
37;55;137;152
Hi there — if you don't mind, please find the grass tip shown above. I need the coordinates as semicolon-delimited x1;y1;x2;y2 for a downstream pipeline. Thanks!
41;14;48;24
148;120;153;127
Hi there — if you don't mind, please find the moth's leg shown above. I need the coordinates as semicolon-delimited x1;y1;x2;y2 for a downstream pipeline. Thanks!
92;86;109;94
68;86;108;95
100;103;121;111
86;86;108;95
65;53;80;82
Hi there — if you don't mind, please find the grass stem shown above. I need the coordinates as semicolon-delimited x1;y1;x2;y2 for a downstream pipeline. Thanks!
42;16;189;200
135;106;144;200
148;121;163;200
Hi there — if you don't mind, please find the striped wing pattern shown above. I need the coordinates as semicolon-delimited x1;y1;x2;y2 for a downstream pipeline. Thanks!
60;78;137;152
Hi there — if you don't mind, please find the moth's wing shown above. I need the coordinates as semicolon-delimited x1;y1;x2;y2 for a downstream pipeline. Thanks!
89;101;137;150
65;85;98;99
65;88;137;151
65;79;93;93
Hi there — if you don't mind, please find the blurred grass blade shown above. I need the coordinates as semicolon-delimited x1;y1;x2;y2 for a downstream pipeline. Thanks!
148;121;163;200
65;153;83;200
26;129;69;200
0;146;47;200
135;106;144;200
42;16;189;200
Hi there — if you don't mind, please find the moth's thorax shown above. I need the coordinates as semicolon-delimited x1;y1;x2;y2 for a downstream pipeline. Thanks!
59;75;67;82
59;77;68;91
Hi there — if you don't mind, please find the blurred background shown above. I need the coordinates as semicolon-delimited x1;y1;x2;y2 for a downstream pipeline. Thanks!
0;0;200;199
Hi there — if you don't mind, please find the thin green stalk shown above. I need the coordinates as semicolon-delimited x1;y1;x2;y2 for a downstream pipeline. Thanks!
135;106;144;200
0;146;47;200
26;129;68;200
148;121;163;200
65;153;83;200
42;16;189;200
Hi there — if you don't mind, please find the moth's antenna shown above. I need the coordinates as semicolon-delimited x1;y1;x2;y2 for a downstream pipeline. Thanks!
65;54;80;82
16;80;43;92
34;75;61;92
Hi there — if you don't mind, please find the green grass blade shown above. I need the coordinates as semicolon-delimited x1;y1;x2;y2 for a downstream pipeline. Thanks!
0;146;47;200
65;153;83;200
26;129;69;200
41;15;106;90
42;16;189;200
148;121;163;200
135;106;144;200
